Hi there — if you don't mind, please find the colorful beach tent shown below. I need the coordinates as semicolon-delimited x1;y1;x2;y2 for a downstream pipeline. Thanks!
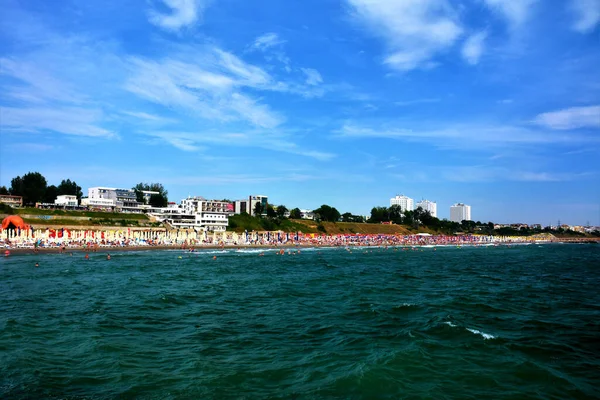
1;215;30;230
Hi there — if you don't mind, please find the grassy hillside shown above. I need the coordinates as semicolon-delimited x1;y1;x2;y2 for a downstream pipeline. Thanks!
12;207;149;220
227;214;319;233
292;219;415;235
0;206;156;227
227;214;419;235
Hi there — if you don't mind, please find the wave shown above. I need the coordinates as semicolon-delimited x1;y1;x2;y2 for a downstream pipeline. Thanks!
466;328;496;340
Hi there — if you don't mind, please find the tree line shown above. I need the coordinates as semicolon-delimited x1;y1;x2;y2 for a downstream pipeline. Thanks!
0;172;170;208
132;182;169;207
0;172;83;206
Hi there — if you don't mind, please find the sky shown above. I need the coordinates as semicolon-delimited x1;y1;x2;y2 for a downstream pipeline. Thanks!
1;0;599;225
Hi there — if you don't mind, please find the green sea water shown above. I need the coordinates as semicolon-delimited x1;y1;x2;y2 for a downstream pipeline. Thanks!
1;244;599;399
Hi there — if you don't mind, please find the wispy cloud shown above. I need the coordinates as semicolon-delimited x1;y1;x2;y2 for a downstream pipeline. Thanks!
345;0;463;71
1;107;117;138
125;47;284;128
5;143;55;153
145;130;335;160
533;105;600;130
249;33;286;52
0;57;83;104
569;0;600;33
483;0;538;29
394;98;440;107
391;165;596;183
301;68;323;85
461;32;487;65
335;121;597;149
121;111;177;124
148;0;208;31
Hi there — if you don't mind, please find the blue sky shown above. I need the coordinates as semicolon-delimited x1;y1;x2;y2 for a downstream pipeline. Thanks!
1;0;599;225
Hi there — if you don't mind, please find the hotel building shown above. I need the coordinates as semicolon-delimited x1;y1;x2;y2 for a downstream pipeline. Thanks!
450;203;471;223
234;195;268;216
390;195;414;212
416;199;437;218
150;197;232;231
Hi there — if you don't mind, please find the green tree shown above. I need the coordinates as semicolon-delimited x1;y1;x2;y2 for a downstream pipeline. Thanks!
133;182;169;204
57;179;83;199
289;207;302;219
11;172;47;205
313;204;341;222
0;186;8;195
389;205;404;224
342;212;365;223
253;202;264;217
266;204;277;219
10;176;23;197
44;185;59;203
133;182;147;203
369;206;389;223
276;205;288;219
149;193;168;207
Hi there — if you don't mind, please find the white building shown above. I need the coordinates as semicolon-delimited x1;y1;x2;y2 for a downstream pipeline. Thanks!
416;199;437;218
390;195;414;212
55;195;78;207
151;197;232;231
450;203;471;223
300;209;315;220
81;197;116;209
234;195;268;216
88;187;141;212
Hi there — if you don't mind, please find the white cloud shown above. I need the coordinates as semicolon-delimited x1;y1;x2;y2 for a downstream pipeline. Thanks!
145;130;335;160
533;105;600;130
301;68;323;85
148;0;207;31
1;107;116;138
121;111;177;124
483;0;538;28
570;0;600;33
336;122;597;148
125;47;283;128
395;98;441;106
345;0;463;71
249;33;286;52
0;57;83;104
461;31;487;65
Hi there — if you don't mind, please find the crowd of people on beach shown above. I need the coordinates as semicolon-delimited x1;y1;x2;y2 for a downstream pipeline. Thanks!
1;227;548;252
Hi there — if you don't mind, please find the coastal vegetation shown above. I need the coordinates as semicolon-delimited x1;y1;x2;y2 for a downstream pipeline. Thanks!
227;213;319;234
132;182;169;207
4;172;83;205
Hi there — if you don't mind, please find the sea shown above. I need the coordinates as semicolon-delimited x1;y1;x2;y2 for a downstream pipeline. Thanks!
1;243;599;399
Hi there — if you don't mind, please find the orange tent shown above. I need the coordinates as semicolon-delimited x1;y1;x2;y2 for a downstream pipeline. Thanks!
1;215;30;230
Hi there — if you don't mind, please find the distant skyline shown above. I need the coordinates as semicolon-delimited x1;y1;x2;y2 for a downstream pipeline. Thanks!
1;0;599;225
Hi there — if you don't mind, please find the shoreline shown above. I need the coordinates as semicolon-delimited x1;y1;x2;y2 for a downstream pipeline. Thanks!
4;238;598;256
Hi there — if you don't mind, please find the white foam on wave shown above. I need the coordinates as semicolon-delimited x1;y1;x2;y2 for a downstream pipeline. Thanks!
197;250;230;255
296;246;339;252
466;328;496;340
394;303;417;308
444;321;457;327
234;249;268;254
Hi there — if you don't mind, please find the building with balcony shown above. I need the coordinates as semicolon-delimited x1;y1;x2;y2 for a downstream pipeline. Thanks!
234;195;268;216
55;195;78;207
450;203;471;223
150;197;232;231
0;195;23;208
390;195;414;212
416;199;437;218
88;187;142;212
